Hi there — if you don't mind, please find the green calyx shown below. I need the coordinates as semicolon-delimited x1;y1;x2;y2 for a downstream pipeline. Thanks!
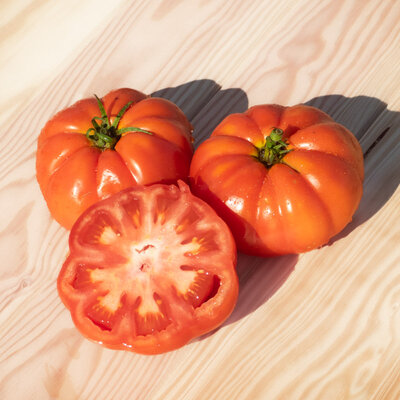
258;128;291;167
86;95;152;150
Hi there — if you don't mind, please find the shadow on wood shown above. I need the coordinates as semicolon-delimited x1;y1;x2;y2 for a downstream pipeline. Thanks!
152;79;249;147
192;252;297;344
227;252;298;324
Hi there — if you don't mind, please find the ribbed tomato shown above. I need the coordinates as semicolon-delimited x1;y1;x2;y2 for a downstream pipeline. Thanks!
57;181;238;354
190;104;364;256
36;88;193;229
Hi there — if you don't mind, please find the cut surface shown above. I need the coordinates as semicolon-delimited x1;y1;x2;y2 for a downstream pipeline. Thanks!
58;181;238;354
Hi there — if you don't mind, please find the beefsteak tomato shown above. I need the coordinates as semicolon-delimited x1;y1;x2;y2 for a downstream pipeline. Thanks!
57;181;238;354
190;104;364;256
36;88;193;229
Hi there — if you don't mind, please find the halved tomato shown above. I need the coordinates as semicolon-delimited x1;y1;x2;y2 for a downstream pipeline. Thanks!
57;181;238;354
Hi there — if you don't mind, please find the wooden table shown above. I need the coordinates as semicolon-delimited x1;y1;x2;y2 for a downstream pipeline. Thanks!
1;1;399;399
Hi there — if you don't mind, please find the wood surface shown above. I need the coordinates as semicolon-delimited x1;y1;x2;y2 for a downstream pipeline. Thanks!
1;0;399;399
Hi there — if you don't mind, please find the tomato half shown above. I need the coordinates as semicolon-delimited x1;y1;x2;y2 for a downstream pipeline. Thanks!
57;181;238;354
190;104;364;256
36;88;193;229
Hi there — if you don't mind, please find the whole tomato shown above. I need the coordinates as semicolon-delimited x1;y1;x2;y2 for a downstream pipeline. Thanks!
190;104;364;256
36;88;193;229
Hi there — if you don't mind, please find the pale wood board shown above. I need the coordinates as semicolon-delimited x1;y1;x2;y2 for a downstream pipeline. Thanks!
0;1;399;399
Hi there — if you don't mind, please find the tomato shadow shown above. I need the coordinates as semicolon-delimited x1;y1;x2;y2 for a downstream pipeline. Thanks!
227;252;297;325
151;79;249;147
304;94;400;246
192;253;297;345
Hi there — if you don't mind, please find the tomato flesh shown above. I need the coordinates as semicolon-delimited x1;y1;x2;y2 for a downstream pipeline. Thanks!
58;181;238;354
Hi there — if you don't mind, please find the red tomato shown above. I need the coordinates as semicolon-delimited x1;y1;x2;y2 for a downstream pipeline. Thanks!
190;104;364;256
36;88;193;229
57;181;238;354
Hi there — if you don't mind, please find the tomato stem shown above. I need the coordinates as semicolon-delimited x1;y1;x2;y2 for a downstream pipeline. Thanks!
86;95;153;150
258;128;291;167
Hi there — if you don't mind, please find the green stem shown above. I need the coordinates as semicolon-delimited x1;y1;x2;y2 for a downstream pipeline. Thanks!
258;128;291;167
85;95;153;150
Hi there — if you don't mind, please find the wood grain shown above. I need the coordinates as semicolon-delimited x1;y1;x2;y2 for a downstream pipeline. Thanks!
0;0;399;399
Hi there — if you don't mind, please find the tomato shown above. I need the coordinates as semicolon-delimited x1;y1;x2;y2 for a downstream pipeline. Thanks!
36;88;193;229
190;104;364;256
57;181;238;354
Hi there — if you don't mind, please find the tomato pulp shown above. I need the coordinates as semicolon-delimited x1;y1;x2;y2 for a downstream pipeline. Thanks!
58;182;238;354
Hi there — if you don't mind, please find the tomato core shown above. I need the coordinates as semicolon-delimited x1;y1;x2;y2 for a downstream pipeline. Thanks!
257;128;291;167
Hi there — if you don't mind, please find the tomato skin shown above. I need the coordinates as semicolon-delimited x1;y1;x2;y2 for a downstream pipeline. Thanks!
190;104;364;256
36;89;193;229
57;181;238;355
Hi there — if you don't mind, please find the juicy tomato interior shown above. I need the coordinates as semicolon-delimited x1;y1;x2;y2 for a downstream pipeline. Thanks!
58;181;238;354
